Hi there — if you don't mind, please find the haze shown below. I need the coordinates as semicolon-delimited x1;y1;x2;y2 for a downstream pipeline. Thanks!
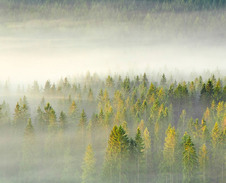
0;8;226;85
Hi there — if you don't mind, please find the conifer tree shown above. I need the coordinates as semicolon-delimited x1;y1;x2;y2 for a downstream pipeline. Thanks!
103;125;129;183
41;103;57;131
82;144;96;183
214;79;222;102
143;127;151;158
128;138;137;183
14;102;21;126
59;111;67;130
199;144;208;183
14;99;30;127
142;73;148;88
69;100;77;123
79;109;87;144
160;74;167;87
143;127;151;181
135;128;145;183
163;125;176;183
211;122;221;149
147;82;156;99
106;75;114;88
182;135;198;183
44;80;51;95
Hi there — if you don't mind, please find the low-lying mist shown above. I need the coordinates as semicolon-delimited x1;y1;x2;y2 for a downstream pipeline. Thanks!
0;1;226;85
0;1;225;183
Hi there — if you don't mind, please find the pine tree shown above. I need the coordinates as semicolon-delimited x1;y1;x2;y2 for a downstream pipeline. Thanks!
213;79;222;102
82;144;96;183
206;79;214;98
79;109;87;128
211;122;223;182
211;122;221;149
142;73;148;88
135;128;145;183
143;127;151;157
199;144;208;183
44;80;51;95
42;103;57;131
103;125;129;183
147;82;156;99
98;108;105;127
14;100;30;127
143;127;151;181
160;74;167;87
79;109;87;145
182;135;198;183
14;102;21;126
163;125;176;183
128;138;137;183
59;111;67;130
106;75;114;88
69;100;77;123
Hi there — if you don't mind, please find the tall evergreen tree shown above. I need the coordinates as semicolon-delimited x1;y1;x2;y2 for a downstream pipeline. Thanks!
82;144;96;183
163;125;176;183
182;135;198;183
103;125;129;183
69;100;77;123
59;111;67;130
199;144;208;183
135;128;145;183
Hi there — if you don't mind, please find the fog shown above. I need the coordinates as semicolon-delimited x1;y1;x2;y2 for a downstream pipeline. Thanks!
0;1;225;183
0;7;226;85
1;35;225;83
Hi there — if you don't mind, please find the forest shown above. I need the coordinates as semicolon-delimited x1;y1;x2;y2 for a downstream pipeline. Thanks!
0;73;225;183
0;0;225;182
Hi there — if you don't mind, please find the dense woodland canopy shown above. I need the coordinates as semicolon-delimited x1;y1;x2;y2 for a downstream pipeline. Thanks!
0;73;225;183
0;0;225;182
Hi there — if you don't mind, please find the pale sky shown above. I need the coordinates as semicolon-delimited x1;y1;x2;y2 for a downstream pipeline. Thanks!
0;36;225;85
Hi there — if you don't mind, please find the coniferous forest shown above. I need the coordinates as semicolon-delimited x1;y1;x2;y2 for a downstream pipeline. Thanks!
0;74;225;183
0;0;226;183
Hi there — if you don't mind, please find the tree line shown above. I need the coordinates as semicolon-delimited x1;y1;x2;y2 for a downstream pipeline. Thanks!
0;73;225;183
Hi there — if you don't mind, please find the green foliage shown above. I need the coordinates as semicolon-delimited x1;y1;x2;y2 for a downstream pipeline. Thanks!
82;144;96;183
0;73;225;182
79;109;87;128
182;135;198;183
103;125;129;182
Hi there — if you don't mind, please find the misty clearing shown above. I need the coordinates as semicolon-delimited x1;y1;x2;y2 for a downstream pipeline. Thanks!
0;0;225;183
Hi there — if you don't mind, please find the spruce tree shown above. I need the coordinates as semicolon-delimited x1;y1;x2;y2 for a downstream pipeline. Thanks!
82;144;96;183
103;125;129;183
212;122;221;149
59;111;67;130
69;100;77;123
135;128;144;183
79;109;87;145
163;126;176;183
199;144;208;183
143;127;151;181
182;135;198;183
